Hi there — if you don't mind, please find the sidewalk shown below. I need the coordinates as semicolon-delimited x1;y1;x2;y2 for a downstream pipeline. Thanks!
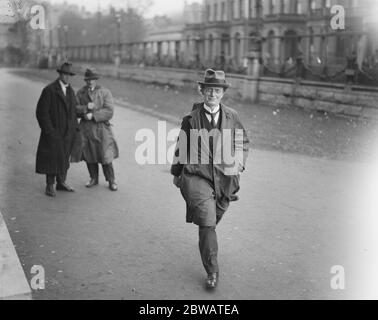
0;211;31;300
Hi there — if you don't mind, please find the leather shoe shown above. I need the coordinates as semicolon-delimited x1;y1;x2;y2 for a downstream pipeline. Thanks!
109;181;118;191
86;178;99;188
45;185;56;197
205;273;219;290
56;182;75;192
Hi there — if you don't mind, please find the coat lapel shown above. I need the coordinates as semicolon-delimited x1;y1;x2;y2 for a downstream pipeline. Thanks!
53;80;69;112
219;103;232;131
88;85;101;105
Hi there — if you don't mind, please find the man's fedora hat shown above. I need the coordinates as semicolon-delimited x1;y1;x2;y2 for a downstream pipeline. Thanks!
84;68;100;81
56;62;75;76
198;69;230;88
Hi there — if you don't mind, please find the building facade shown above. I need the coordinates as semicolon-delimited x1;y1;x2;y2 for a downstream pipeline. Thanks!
183;0;369;72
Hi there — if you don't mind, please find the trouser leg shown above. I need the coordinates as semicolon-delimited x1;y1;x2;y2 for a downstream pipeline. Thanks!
46;171;67;185
102;163;115;182
199;226;219;275
56;171;67;185
46;174;56;186
86;163;99;180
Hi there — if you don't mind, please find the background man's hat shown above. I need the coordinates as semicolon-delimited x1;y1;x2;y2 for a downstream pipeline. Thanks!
84;68;100;81
56;62;75;76
198;69;230;88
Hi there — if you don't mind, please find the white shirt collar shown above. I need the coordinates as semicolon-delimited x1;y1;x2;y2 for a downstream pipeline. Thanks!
59;80;68;95
59;80;69;88
203;103;220;114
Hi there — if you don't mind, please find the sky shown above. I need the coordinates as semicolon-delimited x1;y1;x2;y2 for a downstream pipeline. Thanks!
49;0;199;18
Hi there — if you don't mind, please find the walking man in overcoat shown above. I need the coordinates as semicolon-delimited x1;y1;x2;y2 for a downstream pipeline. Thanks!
35;62;78;197
73;68;119;191
171;69;250;290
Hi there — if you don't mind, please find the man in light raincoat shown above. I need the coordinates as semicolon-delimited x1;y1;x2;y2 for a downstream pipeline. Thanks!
73;68;119;191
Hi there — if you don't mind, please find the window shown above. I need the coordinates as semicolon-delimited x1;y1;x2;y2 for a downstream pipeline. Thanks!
207;4;211;22
221;2;226;21
208;34;214;60
267;30;275;63
230;0;235;19
308;27;314;63
239;0;244;19
297;1;302;13
293;0;298;13
283;30;299;60
214;3;218;21
248;32;258;51
269;0;274;14
234;0;239;19
284;0;290;13
248;0;253;18
309;27;314;49
272;0;278;14
310;0;316;11
234;33;241;65
336;36;345;57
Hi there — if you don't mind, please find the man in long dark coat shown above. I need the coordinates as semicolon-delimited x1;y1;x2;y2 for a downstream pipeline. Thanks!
35;62;78;197
171;69;250;290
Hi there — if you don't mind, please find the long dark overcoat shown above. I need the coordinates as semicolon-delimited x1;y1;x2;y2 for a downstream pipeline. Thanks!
35;79;78;175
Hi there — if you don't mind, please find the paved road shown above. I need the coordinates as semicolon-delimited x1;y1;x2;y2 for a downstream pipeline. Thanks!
0;69;377;300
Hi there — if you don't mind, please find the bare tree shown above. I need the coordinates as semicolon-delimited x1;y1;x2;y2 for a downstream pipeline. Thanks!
58;4;148;46
110;0;154;16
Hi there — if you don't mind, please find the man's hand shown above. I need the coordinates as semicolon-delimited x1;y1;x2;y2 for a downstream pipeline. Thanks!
224;163;244;176
87;102;95;110
84;113;93;121
173;176;182;188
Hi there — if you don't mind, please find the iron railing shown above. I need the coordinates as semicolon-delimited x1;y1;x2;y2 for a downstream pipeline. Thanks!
48;31;378;86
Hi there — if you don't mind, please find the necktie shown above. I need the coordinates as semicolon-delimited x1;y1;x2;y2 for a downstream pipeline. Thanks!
60;82;68;95
204;109;219;128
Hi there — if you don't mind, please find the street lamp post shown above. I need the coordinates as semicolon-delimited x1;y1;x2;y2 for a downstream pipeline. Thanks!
81;29;87;61
63;25;68;61
244;0;263;102
246;0;263;69
255;0;263;40
113;10;122;78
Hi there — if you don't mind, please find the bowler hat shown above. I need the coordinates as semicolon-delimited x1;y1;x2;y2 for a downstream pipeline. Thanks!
56;62;75;76
198;69;230;88
84;68;100;81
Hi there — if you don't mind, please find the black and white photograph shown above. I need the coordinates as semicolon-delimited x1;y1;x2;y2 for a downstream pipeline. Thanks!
0;0;377;305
